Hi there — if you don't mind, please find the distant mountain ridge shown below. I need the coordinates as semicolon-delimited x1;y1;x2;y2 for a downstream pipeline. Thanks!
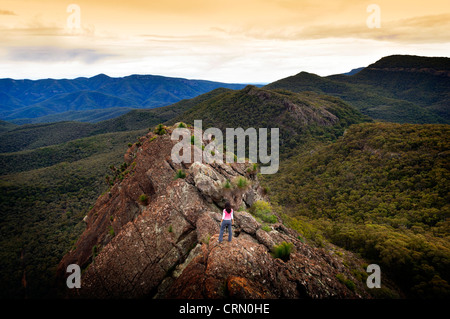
0;74;247;123
364;54;450;71
266;55;450;124
0;87;232;154
341;67;365;76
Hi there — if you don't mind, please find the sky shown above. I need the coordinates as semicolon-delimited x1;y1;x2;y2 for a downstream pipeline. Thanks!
0;0;449;83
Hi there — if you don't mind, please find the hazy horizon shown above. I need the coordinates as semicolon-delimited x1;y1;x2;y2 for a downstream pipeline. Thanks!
1;0;449;83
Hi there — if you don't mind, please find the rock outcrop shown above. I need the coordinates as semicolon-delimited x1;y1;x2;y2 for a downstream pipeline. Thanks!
57;124;370;299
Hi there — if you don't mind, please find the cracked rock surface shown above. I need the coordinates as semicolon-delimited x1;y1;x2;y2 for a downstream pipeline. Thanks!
57;125;370;299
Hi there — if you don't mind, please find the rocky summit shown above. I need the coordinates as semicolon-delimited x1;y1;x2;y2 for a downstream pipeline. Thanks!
57;124;370;299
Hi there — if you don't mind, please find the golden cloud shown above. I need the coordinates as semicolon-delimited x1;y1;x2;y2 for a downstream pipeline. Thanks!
0;9;16;15
221;13;450;44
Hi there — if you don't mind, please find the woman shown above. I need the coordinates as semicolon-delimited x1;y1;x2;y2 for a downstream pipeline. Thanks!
218;202;234;243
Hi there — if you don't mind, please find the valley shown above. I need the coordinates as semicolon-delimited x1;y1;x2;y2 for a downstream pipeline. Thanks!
0;54;449;299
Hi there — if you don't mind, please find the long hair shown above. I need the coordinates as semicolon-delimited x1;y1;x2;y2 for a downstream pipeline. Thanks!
224;201;232;214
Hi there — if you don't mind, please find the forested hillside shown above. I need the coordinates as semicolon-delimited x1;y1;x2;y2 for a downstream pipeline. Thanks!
169;85;371;157
264;122;450;298
0;129;146;298
266;55;450;124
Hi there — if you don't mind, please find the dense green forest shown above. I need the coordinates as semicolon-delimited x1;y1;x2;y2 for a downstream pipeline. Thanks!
263;122;450;298
0;129;146;298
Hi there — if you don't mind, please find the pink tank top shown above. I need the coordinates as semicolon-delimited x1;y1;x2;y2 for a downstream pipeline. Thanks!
222;209;233;220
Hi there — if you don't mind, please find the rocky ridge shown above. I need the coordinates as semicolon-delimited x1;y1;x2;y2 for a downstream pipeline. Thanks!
57;124;371;299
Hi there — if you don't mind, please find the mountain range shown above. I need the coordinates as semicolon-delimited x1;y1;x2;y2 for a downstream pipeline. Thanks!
1;54;449;126
0;74;247;123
